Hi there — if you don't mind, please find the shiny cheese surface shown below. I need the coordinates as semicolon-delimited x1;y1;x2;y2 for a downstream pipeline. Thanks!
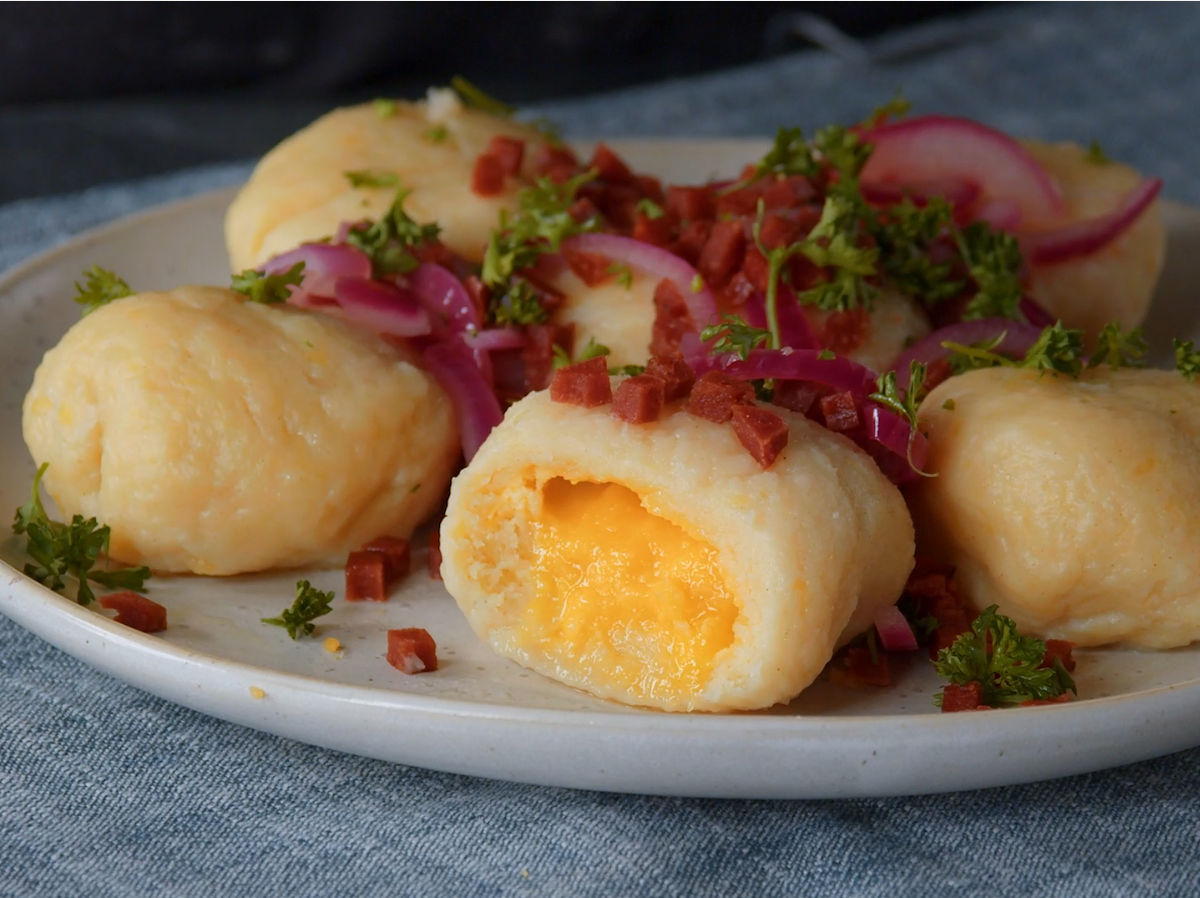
521;479;737;705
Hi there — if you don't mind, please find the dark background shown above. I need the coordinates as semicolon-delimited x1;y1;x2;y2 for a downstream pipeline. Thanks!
0;2;982;203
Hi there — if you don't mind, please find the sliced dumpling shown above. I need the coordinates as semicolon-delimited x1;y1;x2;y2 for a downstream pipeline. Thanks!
439;386;914;712
23;286;458;575
225;90;545;271
910;366;1200;648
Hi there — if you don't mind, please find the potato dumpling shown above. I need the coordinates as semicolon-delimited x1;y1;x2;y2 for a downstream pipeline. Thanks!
225;90;544;271
23;286;458;575
440;388;914;712
910;366;1200;648
803;290;931;374
1024;141;1166;340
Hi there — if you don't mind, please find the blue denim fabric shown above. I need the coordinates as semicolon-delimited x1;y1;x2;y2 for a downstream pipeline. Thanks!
4;4;1200;896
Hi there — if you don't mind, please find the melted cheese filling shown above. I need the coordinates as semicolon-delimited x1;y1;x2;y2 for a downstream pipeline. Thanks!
520;478;737;706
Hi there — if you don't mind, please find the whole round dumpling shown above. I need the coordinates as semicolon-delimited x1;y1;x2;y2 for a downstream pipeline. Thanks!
910;366;1200;648
1024;141;1166;339
23;286;459;575
439;385;914;712
225;90;545;271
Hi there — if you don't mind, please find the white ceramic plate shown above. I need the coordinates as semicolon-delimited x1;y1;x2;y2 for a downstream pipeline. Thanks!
4;141;1200;800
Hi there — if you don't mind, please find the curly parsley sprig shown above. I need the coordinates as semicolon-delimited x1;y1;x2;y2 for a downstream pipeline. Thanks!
700;314;770;361
1175;339;1200;381
943;322;1086;377
12;463;151;605
74;266;133;316
934;605;1076;708
344;186;441;277
262;580;334;640
231;262;306;304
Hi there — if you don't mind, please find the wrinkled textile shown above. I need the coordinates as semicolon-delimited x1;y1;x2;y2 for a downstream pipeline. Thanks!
4;4;1200;896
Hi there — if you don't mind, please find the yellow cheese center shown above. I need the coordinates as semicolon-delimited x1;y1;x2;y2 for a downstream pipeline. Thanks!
522;478;737;707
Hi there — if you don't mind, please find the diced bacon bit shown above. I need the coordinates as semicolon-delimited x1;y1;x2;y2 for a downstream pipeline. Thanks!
941;681;990;713
756;212;803;252
715;184;765;219
741;246;770;292
731;404;789;468
428;529;443;581
650;279;694;357
99;591;167;633
670;220;713;266
666;185;714;223
643;351;696;401
471;153;506;197
521;322;574;392
632;211;675;247
1041;639;1077;673
346;550;388;602
818;391;861;432
386;628;438;674
697;219;746;290
772;380;831;416
589;143;634;184
531;144;581;182
830;647;890;688
686;371;755;423
820;309;869;355
721;271;757;308
763;175;818;210
486;135;526;177
612;374;666;424
562;247;614;287
550;356;612;408
363;535;412;583
634;174;666;203
594;183;642;231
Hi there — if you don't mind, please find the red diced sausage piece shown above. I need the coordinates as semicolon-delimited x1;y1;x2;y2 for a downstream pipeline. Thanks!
697;219;746;290
844;647;890;687
550;356;612;407
486;135;526;177
930;611;971;660
686;371;755;423
732;404;789;469
562;247;614;287
346;550;388;601
363;536;412;584
523;323;574;392
715;184;764;218
612;374;666;424
632;211;675;247
644;352;696;401
569;197;603;225
671;219;712;266
821;309;869;355
589;143;634;184
428;529;443;581
666;185;714;223
819;391;861;432
741;247;769;292
595;183;641;231
387;628;438;674
99;591;167;633
532;144;580;179
941;682;988;713
1042;639;1077;673
650;279;693;357
757;213;802;252
634;174;665;203
471;153;506;197
763;175;818;210
772;380;830;416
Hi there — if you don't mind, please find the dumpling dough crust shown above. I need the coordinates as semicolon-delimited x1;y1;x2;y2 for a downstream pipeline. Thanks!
440;387;914;712
23;286;459;575
225;96;543;271
911;366;1200;648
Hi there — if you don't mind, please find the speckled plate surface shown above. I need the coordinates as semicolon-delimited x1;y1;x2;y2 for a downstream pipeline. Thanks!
4;141;1200;799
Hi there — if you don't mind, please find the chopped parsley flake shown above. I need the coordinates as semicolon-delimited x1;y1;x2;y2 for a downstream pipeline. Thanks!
700;314;769;361
231;262;305;304
423;124;448;143
944;322;1086;377
553;337;610;370
942;398;956;411
609;364;646;376
344;170;400;189
73;265;133;316
1175;339;1200;381
1086;139;1110;164
344;187;441;277
262;580;334;640
636;198;665;220
1088;323;1148;369
373;98;399;118
607;262;633;289
12;463;150;605
956;223;1025;320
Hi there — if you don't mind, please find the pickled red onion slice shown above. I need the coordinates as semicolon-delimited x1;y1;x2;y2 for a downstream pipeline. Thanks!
1020;178;1163;266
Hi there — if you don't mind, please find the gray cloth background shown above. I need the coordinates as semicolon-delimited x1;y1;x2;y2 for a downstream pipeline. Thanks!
4;4;1200;896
